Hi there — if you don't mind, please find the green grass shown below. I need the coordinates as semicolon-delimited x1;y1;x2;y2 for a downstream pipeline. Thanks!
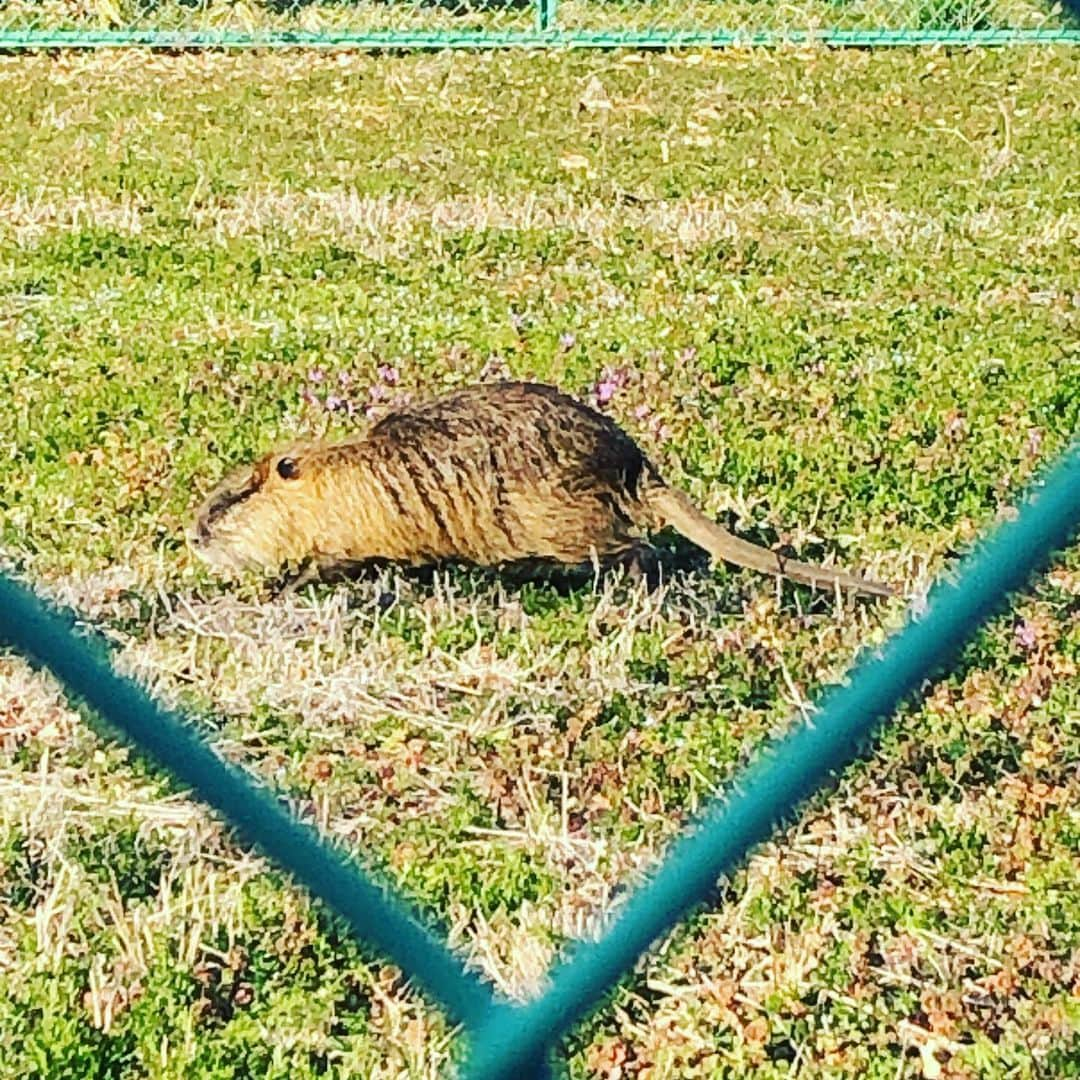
0;45;1078;1078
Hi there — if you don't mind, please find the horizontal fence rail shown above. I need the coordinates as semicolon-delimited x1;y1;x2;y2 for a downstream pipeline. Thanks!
2;28;1080;46
0;0;1078;48
1;441;1076;1076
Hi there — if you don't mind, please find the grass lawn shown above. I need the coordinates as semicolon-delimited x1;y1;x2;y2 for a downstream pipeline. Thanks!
0;44;1078;1078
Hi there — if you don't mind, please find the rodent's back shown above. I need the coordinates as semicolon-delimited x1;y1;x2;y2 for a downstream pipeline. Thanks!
372;382;651;495
358;381;662;565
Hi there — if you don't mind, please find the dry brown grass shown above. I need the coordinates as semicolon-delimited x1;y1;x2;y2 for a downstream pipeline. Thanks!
3;187;1079;263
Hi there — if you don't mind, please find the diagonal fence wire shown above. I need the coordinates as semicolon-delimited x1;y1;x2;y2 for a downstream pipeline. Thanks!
0;440;1076;1078
461;439;1080;1078
0;573;497;1032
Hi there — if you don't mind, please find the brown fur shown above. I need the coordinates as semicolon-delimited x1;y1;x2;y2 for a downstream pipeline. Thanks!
190;381;894;597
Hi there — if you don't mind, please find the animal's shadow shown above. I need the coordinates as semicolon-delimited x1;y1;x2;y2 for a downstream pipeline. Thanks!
268;526;891;611
271;533;712;601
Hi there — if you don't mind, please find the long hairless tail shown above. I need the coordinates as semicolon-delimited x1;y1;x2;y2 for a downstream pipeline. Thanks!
649;486;895;598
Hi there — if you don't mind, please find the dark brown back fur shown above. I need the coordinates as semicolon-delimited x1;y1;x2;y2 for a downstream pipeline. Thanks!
360;381;662;565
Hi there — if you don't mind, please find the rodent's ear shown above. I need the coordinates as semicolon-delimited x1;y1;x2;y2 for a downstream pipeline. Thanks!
276;457;300;481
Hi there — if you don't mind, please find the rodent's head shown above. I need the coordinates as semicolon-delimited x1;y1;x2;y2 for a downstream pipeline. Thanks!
189;447;319;576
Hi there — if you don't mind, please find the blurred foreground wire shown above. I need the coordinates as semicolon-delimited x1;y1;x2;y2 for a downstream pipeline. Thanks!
1;442;1076;1078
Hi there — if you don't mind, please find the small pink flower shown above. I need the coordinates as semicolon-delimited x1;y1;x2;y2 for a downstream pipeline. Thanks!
679;346;698;363
634;404;651;419
325;395;345;412
595;378;618;406
510;312;525;331
559;332;576;351
594;366;630;407
308;367;326;384
338;371;353;388
1014;620;1038;652
377;364;399;386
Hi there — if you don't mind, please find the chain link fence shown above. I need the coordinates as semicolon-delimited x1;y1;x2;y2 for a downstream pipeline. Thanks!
3;446;1077;1078
1;0;1077;48
2;0;1077;1067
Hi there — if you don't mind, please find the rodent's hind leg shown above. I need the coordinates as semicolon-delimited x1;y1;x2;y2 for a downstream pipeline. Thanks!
602;542;661;590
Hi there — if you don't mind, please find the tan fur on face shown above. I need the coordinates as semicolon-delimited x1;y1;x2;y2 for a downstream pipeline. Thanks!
190;448;317;574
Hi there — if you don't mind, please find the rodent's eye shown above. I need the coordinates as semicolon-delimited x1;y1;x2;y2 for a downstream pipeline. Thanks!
276;457;300;480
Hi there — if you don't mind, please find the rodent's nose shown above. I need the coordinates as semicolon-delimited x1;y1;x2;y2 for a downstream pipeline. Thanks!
189;519;211;547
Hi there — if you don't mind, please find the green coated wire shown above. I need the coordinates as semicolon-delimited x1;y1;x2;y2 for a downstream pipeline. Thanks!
462;440;1080;1079
0;3;1075;1073
0;28;1077;47
0;574;497;1031
0;440;1075;1074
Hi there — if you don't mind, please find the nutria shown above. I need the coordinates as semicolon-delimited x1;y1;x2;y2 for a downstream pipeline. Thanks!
189;381;893;597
